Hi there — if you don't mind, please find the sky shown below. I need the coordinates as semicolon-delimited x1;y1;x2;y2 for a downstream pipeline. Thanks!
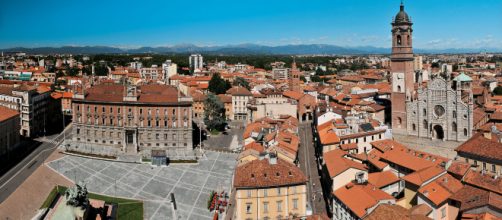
0;0;501;49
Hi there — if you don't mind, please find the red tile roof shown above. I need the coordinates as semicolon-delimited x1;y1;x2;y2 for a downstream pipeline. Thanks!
364;204;431;220
233;158;307;188
324;150;367;178
417;173;463;206
455;133;502;161
0;106;19;122
368;171;400;188
334;183;395;218
402;165;445;187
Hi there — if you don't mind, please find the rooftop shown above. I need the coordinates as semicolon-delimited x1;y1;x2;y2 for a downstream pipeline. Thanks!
233;158;307;188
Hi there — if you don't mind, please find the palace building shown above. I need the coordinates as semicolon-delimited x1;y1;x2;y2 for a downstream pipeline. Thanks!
70;83;194;159
390;3;473;141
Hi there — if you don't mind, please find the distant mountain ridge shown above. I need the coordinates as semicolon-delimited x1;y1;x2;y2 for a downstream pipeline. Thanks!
2;44;501;55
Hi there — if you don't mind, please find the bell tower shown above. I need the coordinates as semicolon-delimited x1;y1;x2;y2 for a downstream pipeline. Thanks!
391;2;415;133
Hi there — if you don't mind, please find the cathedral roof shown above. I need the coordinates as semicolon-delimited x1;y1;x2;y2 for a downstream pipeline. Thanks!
394;3;411;24
453;72;472;82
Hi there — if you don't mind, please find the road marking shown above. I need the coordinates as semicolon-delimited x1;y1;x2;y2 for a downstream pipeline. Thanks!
0;143;58;189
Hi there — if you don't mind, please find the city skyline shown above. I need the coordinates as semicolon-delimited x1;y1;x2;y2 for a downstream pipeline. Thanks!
1;0;501;49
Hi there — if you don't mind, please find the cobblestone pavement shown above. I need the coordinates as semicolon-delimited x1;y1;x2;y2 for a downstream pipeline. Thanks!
48;151;238;220
298;123;328;216
393;134;462;159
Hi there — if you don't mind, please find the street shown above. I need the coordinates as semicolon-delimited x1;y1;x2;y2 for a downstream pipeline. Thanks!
298;122;328;216
0;124;72;203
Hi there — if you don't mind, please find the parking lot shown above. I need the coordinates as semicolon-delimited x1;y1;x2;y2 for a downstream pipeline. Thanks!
48;151;237;219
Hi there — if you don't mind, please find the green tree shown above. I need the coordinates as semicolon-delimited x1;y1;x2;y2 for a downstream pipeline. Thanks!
204;94;226;131
233;77;250;90
208;73;229;94
494;86;502;95
311;75;322;82
300;76;307;82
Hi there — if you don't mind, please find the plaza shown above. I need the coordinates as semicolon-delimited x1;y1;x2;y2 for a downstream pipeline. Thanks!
47;151;237;219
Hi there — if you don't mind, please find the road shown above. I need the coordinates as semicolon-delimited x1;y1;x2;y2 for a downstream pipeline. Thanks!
298;122;327;216
0;124;72;203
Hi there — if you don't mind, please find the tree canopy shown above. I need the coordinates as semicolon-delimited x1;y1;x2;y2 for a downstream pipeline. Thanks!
232;77;250;90
494;86;502;95
203;94;226;131
208;73;231;94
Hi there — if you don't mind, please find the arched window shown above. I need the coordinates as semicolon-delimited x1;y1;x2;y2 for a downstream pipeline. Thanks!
397;35;402;45
464;128;468;136
412;124;416;131
423;109;427;116
423;120;428;129
452;122;457;132
397;117;402;125
453;111;457;118
397;85;402;92
407;35;410;45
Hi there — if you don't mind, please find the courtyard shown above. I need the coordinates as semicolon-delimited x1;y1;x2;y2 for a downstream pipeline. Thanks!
47;151;237;219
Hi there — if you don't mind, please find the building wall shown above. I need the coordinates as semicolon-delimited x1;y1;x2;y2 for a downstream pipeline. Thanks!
232;95;251;121
332;168;368;191
235;184;307;220
72;101;193;158
457;151;502;175
0;114;20;158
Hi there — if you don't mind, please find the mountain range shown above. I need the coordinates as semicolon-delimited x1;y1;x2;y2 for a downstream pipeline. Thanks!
2;44;501;55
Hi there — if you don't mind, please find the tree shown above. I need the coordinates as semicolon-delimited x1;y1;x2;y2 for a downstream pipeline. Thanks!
204;94;226;131
494;86;502;95
233;77;250;90
300;76;307;82
208;73;229;94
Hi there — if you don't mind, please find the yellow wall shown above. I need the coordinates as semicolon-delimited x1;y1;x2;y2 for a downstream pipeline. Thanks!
235;184;307;220
402;184;418;209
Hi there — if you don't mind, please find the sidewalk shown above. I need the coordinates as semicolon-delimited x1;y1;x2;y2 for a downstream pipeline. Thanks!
0;151;72;220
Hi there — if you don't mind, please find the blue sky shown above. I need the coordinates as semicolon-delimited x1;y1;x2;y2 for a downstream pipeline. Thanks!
1;0;501;49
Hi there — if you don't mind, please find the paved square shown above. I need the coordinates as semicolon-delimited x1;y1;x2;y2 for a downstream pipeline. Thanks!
48;151;237;219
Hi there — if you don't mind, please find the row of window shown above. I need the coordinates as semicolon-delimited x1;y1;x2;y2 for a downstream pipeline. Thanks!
78;117;189;128
77;105;189;116
466;158;498;173
245;199;299;214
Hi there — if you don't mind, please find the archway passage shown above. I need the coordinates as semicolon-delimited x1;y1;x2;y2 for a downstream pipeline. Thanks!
433;125;444;140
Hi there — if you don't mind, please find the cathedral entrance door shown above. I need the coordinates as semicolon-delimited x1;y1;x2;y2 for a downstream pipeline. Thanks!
433;125;444;140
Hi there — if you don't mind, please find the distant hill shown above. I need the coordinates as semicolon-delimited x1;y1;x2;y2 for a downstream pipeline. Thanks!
2;44;501;55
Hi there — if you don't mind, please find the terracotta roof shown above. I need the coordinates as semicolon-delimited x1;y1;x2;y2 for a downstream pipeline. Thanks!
380;148;437;173
364;204;431;220
409;204;433;217
82;84;181;103
283;90;304;100
402;165;445;187
334;183;395;218
217;94;232;103
447;160;471;178
226;86;252;96
324;150;367;178
368;171;400;188
456;133;502;161
463;170;502;195
317;120;341;145
233;158;307;188
450;185;502;213
461;212;501;220
370;139;407;153
243;141;265;153
0;106;19;122
417;173;463;206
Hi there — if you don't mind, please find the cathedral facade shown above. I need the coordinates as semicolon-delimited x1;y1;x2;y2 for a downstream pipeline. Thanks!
390;3;473;141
